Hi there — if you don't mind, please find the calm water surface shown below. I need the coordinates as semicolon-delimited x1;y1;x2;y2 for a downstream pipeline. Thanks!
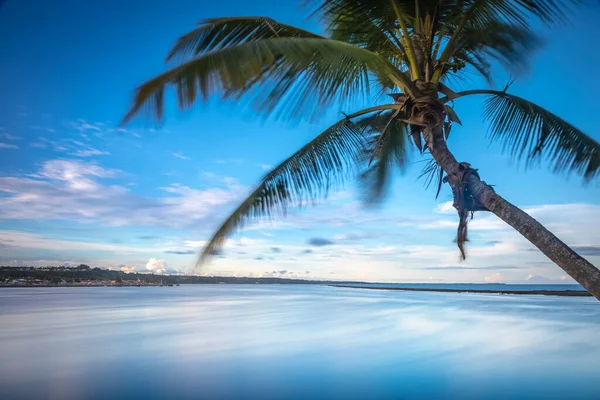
1;285;599;399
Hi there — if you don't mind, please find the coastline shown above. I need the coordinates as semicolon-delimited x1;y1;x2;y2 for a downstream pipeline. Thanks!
1;283;590;297
0;284;161;288
330;285;592;297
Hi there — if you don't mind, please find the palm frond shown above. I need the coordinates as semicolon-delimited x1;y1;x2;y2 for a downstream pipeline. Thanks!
123;37;413;124
197;116;368;266
166;16;324;61
480;91;600;180
429;0;582;82
487;0;584;26
445;22;542;83
308;0;461;79
355;111;410;205
308;0;577;84
418;157;445;199
307;0;461;30
323;6;404;59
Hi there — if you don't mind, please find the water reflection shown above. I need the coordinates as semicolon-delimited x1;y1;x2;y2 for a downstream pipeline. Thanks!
1;285;599;399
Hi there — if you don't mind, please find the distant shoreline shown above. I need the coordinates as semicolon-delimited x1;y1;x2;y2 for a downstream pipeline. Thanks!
2;283;589;297
330;285;592;297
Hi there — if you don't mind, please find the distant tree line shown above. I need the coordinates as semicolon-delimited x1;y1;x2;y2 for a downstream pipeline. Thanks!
0;265;363;285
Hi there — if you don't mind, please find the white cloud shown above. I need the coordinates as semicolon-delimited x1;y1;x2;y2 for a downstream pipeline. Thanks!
332;231;386;241
159;183;245;222
33;158;118;180
35;137;75;153
525;274;576;284
435;201;455;214
172;152;190;160
70;148;111;157
120;265;136;273
215;159;243;164
522;203;600;240
0;132;21;140
0;230;157;254
145;258;167;274
0;159;247;229
71;119;102;132
260;164;273;170
0;143;19;149
184;240;208;248
484;272;503;283
468;215;507;231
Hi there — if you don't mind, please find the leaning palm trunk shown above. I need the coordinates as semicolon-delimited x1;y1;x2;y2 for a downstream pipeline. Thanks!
422;111;600;300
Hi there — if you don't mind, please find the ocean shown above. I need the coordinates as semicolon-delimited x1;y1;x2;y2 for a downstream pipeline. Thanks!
1;284;599;399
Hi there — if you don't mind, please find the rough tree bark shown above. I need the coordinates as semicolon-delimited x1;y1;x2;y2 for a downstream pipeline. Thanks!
422;122;600;301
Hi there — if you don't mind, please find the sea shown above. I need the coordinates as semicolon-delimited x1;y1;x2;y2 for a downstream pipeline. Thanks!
1;284;599;400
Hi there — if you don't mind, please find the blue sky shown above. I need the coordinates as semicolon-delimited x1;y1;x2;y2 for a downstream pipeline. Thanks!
1;0;599;282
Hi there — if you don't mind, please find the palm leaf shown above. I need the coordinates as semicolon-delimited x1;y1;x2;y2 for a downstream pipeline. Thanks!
197;104;403;265
446;21;542;82
123;37;413;124
355;112;410;205
430;0;581;81
480;91;600;180
197;116;366;266
309;0;572;84
166;16;324;61
418;158;445;199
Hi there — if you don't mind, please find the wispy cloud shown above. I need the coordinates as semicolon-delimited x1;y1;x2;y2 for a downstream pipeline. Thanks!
332;231;387;241
0;159;247;229
70;147;111;157
0;230;157;254
0;143;19;149
260;164;273;170
71;119;103;132
31;159;119;180
422;265;524;271
0;132;22;140
172;152;190;160
33;137;71;152
215;158;244;164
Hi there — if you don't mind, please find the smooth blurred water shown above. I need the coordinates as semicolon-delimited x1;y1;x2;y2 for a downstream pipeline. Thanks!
1;285;599;400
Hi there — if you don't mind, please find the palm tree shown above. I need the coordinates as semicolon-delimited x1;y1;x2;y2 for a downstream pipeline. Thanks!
123;0;600;300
